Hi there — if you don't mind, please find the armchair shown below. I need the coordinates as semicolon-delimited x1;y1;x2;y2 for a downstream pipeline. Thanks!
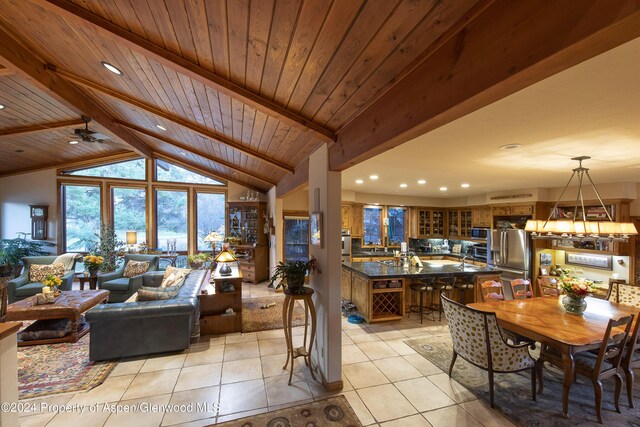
97;254;159;302
7;256;77;303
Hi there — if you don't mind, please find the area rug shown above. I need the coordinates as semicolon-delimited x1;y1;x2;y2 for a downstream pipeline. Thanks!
404;335;640;426
242;297;306;332
18;334;116;399
213;395;362;426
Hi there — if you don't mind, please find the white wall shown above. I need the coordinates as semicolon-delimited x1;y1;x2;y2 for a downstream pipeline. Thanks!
0;169;58;253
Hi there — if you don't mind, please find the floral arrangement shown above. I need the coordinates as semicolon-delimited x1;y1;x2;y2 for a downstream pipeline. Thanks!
557;276;593;297
42;274;62;288
84;254;104;270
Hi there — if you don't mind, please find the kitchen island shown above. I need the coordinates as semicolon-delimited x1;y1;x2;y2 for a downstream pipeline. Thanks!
342;261;502;323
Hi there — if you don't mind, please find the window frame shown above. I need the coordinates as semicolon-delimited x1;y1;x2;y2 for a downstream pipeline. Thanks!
386;206;408;248
60;180;103;253
109;183;149;248
195;190;228;252
362;205;384;248
282;211;310;262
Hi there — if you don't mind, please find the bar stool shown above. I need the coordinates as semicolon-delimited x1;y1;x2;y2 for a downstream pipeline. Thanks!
435;276;456;321
407;277;436;324
453;275;475;305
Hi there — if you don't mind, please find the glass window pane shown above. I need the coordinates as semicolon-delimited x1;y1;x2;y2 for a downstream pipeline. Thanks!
112;187;146;246
363;207;382;246
64;158;145;180
387;207;406;246
156;190;188;252
156;159;223;185
284;218;309;262
196;192;226;251
63;184;101;252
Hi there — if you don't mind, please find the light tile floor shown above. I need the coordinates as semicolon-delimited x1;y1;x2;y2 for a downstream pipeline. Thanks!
18;282;515;427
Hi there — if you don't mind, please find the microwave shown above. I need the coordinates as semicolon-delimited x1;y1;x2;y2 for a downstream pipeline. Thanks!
471;228;489;240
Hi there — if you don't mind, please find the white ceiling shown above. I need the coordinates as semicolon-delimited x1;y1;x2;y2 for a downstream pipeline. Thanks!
342;36;640;198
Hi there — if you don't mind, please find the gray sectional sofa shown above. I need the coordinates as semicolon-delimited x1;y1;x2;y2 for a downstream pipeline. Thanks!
86;269;205;361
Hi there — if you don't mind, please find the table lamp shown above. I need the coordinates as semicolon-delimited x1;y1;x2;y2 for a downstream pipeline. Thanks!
215;249;237;276
203;231;224;253
126;230;137;253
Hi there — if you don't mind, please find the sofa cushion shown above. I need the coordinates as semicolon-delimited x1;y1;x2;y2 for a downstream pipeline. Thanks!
14;282;45;297
163;266;192;279
137;286;179;301
161;270;190;288
101;278;132;292
29;263;65;283
123;260;150;278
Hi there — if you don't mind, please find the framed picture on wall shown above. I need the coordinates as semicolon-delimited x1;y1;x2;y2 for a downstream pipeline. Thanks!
310;212;322;248
539;252;552;266
565;252;612;270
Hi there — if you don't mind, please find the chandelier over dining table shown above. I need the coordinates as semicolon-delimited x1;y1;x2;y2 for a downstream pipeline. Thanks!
525;156;638;241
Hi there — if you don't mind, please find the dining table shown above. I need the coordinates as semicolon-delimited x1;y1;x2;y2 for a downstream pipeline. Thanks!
469;296;639;419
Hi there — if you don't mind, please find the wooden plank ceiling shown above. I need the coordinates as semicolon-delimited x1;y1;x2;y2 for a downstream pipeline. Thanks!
0;0;639;193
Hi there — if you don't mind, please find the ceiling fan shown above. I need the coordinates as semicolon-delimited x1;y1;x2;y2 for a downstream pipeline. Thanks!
71;115;111;143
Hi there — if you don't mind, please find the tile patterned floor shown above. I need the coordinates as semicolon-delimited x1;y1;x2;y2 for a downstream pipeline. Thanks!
17;283;515;427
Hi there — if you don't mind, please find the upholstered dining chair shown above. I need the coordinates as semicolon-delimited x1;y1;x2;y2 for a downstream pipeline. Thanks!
440;294;537;408
536;314;634;424
607;280;640;307
621;313;640;408
535;276;559;297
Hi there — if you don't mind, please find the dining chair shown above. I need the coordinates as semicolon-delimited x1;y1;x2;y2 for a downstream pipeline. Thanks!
510;278;533;299
479;280;505;302
473;274;501;302
536;314;634;424
607;281;640;307
440;294;537;408
621;312;640;408
535;276;559;297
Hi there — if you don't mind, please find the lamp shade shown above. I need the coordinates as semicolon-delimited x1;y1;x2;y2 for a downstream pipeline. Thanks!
126;230;137;245
204;231;224;242
214;250;237;263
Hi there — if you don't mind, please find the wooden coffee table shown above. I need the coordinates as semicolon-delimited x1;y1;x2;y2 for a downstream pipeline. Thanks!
6;290;109;346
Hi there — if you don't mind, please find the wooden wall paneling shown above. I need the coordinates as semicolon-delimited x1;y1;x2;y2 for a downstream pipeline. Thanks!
241;104;256;151
183;0;214;70
205;0;230;79
226;0;249;86
0;119;84;137
245;0;274;94
299;0;399;118
164;0;198;64
0;66;13;76
191;80;216;131
231;98;245;142
205;86;226;136
272;0;331;107
0;77;78;125
144;0;181;53
285;0;365;113
311;0;442;125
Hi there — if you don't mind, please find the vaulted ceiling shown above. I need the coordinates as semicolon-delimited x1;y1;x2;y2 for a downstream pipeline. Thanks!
0;0;639;194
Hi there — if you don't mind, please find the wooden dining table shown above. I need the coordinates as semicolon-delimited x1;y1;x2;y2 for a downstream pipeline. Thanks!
469;296;639;418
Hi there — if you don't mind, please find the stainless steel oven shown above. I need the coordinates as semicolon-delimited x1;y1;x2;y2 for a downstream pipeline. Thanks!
341;229;351;258
473;245;488;260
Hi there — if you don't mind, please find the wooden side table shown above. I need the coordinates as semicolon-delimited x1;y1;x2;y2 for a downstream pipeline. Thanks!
282;287;317;385
77;274;99;290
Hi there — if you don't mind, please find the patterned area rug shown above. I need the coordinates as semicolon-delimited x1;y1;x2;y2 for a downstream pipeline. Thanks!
18;334;116;399
242;297;306;332
213;395;362;426
404;335;640;426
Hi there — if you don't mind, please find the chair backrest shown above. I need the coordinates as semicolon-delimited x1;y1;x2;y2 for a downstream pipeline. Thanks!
419;277;436;287
593;314;634;374
437;276;456;286
611;283;640;308
510;279;532;299
122;254;160;272
606;278;626;303
535;276;559;297
480;280;505;302
624;313;640;365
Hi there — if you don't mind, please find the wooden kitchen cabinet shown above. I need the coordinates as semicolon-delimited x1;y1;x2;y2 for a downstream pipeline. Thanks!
447;209;473;238
341;205;351;229
351;204;364;236
417;208;445;237
341;267;352;301
472;207;492;228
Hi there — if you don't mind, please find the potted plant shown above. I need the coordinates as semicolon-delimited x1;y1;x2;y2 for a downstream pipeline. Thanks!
0;232;55;277
270;257;321;294
90;223;125;272
187;253;210;269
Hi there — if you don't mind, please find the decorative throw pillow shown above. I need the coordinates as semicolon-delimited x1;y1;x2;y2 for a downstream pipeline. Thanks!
136;286;179;301
29;263;65;283
123;260;150;278
162;266;191;280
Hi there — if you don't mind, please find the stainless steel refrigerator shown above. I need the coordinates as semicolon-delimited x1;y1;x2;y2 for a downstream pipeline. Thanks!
488;229;530;281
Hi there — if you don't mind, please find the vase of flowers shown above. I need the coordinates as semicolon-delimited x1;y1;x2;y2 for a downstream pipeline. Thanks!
558;276;593;315
84;254;104;276
42;274;62;296
270;257;321;294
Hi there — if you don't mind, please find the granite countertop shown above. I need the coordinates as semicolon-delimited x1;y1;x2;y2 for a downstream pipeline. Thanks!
351;251;485;262
342;261;501;279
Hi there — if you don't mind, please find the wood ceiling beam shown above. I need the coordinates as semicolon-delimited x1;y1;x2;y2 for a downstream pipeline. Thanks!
0;118;84;138
0;28;153;158
153;152;266;193
330;0;640;171
115;119;278;186
276;159;309;198
0;66;13;76
51;67;294;173
0;150;133;178
35;0;335;144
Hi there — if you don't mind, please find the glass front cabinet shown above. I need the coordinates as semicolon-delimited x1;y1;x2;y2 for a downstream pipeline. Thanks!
227;201;268;283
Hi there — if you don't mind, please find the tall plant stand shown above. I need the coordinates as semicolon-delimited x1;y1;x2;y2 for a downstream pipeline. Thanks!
282;287;317;385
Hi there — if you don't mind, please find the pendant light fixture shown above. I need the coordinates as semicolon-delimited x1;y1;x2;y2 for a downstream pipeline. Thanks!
525;156;637;241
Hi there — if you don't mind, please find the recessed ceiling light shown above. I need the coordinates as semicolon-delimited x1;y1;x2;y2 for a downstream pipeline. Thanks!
156;125;167;131
0;104;5;110
100;61;123;75
369;175;379;180
374;203;380;206
68;140;79;145
499;144;522;150
461;183;470;188
399;183;407;188
417;179;426;185
355;179;364;184
439;186;448;191
179;151;187;156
